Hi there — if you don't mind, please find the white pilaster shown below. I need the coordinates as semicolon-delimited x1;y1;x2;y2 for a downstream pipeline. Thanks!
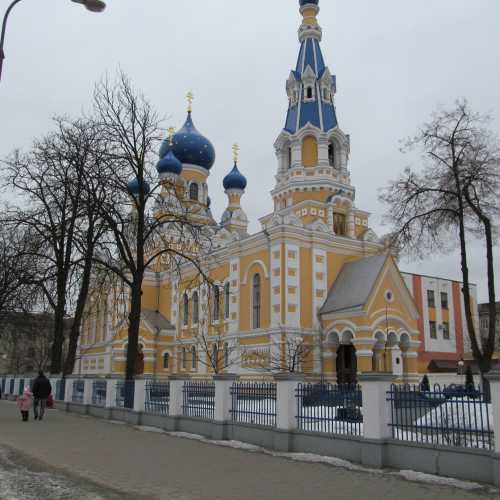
214;374;238;422
83;378;93;405
274;374;303;430
133;378;147;413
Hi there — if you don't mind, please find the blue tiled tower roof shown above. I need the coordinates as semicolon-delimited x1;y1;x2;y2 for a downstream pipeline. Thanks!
284;0;338;134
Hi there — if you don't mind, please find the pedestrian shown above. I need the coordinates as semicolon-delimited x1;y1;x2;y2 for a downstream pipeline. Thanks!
17;387;33;422
32;370;52;421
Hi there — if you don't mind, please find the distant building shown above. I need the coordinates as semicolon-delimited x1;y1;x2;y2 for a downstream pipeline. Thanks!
402;273;480;379
478;302;500;356
0;313;72;375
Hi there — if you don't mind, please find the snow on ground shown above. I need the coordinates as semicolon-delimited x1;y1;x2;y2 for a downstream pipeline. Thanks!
394;470;484;491
0;446;128;500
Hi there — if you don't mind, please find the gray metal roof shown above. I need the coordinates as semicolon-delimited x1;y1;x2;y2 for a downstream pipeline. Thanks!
320;254;388;315
142;309;175;331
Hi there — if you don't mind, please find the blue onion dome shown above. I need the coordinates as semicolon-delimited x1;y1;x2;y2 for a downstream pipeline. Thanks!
171;112;216;170
156;150;183;175
127;177;151;196
223;162;247;190
159;138;171;159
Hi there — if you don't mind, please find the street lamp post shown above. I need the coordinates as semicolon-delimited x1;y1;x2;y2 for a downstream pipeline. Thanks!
0;0;106;83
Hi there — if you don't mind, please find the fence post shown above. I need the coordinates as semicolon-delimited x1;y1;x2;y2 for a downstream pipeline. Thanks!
64;377;74;405
13;378;20;398
486;370;500;486
213;374;238;440
168;375;189;420
273;373;304;452
358;373;396;468
105;377;118;410
133;377;147;414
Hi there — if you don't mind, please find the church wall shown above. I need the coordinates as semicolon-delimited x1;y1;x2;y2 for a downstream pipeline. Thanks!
300;247;313;329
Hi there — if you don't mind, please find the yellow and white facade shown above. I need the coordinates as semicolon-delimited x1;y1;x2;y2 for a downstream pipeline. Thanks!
77;1;425;382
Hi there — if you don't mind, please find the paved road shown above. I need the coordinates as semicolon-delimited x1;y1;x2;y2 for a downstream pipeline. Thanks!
0;401;498;500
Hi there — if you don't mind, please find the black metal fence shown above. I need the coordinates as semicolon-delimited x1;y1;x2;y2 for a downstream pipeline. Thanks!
387;384;494;450
9;379;14;395
145;380;170;415
92;380;107;407
55;379;66;401
72;379;85;403
115;380;135;408
182;380;215;419
18;379;25;396
296;382;363;436
1;378;5;393
230;382;276;427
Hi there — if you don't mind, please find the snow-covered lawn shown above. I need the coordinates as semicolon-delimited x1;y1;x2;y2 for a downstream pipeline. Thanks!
393;398;494;449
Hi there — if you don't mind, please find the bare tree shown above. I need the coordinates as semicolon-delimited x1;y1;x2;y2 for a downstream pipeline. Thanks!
90;72;211;396
248;335;312;374
2;117;110;374
380;100;500;391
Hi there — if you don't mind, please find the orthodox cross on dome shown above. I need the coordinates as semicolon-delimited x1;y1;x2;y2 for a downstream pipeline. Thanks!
167;126;176;145
186;91;194;113
232;143;240;163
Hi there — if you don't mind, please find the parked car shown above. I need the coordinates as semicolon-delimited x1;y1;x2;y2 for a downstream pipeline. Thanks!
442;384;480;399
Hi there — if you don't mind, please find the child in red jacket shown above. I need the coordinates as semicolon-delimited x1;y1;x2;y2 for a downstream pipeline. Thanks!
17;387;33;422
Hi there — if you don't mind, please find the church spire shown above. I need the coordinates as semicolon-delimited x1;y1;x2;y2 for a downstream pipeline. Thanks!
284;0;337;134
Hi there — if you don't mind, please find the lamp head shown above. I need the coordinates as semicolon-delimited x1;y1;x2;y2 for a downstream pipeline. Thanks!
71;0;106;13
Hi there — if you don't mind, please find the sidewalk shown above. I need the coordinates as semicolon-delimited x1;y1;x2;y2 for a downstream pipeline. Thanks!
0;401;497;500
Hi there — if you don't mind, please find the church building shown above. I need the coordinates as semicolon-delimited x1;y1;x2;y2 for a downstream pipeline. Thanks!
77;0;476;383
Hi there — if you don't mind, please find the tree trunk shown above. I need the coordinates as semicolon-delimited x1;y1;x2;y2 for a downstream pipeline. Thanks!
50;276;67;375
63;251;94;377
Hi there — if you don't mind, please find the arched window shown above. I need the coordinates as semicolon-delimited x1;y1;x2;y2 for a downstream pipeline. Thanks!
252;273;261;329
328;142;335;167
182;348;187;369
333;213;346;236
189;183;199;201
224;283;230;319
183;293;189;326
192;291;199;324
163;352;170;369
224;342;229;367
191;346;197;370
302;136;318;167
323;88;329;100
306;86;313;99
287;147;292;169
213;285;220;321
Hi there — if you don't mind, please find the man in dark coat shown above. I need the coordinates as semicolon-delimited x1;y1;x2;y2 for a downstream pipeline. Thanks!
32;371;52;421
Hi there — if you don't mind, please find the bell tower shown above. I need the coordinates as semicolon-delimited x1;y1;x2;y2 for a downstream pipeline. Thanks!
270;1;367;239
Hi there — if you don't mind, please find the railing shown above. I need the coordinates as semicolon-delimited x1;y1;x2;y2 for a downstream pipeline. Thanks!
145;380;170;416
182;380;215;420
387;384;494;450
72;379;85;403
115;380;135;409
92;380;107;407
18;379;25;395
230;382;276;427
1;378;5;393
55;379;66;401
296;382;363;436
9;379;14;395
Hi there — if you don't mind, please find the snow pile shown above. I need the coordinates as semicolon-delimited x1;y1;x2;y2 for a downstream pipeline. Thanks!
394;470;484;491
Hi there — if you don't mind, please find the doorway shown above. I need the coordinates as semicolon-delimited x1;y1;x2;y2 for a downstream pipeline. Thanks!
336;344;357;384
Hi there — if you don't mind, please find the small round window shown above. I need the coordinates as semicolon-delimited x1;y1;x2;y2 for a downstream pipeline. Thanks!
385;290;394;302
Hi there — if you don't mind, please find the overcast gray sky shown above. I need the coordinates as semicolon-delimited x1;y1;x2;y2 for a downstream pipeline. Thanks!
1;0;499;302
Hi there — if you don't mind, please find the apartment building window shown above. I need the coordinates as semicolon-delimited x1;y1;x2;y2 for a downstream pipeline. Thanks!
427;290;435;308
442;322;450;340
429;320;437;339
481;318;488;329
441;292;448;309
